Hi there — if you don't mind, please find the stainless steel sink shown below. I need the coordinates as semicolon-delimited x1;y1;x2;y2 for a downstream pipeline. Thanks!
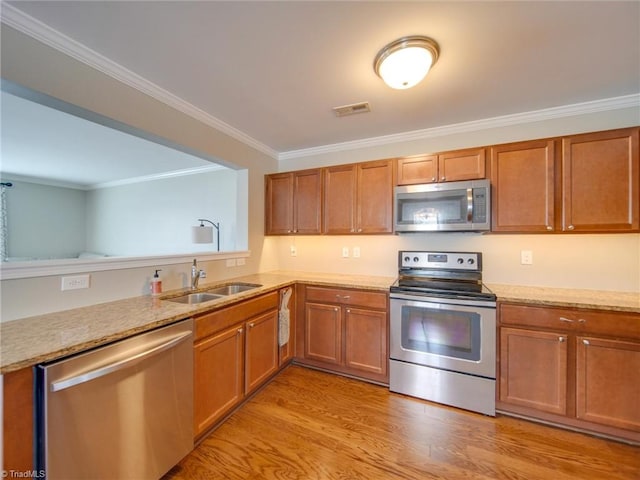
165;292;223;304
206;283;262;296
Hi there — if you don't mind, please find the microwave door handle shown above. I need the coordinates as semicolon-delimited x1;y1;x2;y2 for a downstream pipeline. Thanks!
466;188;473;222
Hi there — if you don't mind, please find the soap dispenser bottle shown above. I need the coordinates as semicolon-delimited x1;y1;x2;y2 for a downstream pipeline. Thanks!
151;269;163;296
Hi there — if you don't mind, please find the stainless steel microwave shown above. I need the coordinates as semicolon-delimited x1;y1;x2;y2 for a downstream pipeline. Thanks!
394;179;491;232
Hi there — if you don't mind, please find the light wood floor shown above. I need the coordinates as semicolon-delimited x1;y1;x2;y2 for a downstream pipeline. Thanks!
165;365;639;479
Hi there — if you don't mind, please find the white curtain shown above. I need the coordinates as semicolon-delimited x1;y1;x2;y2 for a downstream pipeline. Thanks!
0;183;9;261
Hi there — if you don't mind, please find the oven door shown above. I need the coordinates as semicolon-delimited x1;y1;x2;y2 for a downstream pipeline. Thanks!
390;293;496;378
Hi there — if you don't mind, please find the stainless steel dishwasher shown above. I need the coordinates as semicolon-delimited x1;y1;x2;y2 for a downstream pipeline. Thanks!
36;318;194;480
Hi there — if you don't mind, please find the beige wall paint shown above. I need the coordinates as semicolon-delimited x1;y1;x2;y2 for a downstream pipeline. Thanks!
0;26;278;321
1;26;638;322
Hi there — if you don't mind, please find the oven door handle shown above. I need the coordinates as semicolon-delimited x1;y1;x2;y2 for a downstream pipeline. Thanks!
466;188;474;222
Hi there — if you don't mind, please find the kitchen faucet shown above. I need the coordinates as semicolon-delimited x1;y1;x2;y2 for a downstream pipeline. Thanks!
191;259;201;290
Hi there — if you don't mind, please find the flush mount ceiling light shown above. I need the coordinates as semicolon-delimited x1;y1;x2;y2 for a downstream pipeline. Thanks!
373;36;440;90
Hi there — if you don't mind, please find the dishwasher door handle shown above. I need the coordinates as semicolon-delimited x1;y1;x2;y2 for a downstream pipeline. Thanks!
50;330;192;392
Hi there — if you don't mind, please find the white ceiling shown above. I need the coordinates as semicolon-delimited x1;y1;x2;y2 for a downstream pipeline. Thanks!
1;1;639;182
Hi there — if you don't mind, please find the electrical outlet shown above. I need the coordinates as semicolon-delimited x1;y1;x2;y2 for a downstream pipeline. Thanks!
353;247;361;258
61;274;91;291
290;245;297;257
236;257;246;266
226;259;236;267
342;247;349;258
520;250;533;265
199;270;207;278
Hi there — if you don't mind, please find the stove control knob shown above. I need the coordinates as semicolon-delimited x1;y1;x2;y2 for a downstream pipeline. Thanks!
404;256;410;263
413;257;419;263
467;258;475;265
457;258;464;264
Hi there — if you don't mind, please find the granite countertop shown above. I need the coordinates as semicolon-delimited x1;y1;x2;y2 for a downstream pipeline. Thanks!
488;284;640;313
2;271;637;374
0;271;395;374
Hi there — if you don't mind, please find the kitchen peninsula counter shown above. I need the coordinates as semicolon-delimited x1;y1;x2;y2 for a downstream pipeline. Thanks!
0;271;394;374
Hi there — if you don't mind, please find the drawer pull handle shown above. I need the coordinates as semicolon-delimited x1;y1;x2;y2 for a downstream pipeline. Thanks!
583;339;590;346
559;317;574;323
336;295;351;300
559;336;566;342
578;319;586;323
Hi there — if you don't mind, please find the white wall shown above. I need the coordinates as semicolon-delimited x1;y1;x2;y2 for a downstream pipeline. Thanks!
86;169;241;255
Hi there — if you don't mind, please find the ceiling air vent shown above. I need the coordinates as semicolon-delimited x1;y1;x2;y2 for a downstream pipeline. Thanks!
332;102;371;117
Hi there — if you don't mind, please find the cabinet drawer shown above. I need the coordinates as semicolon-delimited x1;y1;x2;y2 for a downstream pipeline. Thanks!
305;286;387;309
500;304;575;331
196;292;278;340
572;310;640;341
500;303;640;340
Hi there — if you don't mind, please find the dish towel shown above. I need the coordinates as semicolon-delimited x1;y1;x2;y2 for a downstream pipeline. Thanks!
278;287;293;347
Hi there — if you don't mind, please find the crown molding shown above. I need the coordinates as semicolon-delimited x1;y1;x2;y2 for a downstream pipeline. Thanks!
3;4;638;165
279;93;640;160
0;4;279;160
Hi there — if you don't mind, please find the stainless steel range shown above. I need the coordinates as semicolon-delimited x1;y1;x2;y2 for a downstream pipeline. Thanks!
389;250;497;416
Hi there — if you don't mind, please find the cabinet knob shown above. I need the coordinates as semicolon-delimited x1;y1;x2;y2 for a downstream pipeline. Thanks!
287;230;292;233
249;322;255;328
334;307;338;312
293;229;297;233
568;225;575;230
441;176;446;181
431;177;436;182
357;228;362;233
583;339;590;345
237;328;243;334
346;309;351;313
546;225;553;231
559;317;574;323
578;319;586;323
559;336;566;342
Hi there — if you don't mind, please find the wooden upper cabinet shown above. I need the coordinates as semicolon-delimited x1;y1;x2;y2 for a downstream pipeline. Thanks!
397;148;485;185
324;164;357;234
325;160;393;234
265;169;322;235
397;154;437;185
561;128;639;232
356;160;394;233
491;140;555;232
438;148;486;183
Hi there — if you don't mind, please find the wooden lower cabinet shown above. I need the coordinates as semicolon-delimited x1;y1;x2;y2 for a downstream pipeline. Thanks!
575;336;640;432
194;290;292;438
498;303;640;443
2;367;35;472
297;285;389;384
500;327;567;415
194;324;244;437
245;310;279;394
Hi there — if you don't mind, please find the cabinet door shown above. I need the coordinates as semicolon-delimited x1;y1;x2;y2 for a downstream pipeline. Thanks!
305;302;342;364
499;327;568;415
562;128;639;232
491;140;555;232
324;165;356;234
438;148;486;182
356;160;393;233
3;367;34;472
345;307;388;377
245;310;279;394
194;325;244;436
576;336;640;431
293;169;323;234
397;154;438;185
265;173;293;234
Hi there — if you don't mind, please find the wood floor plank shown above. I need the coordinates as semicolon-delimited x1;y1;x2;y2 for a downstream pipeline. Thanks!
164;365;640;480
